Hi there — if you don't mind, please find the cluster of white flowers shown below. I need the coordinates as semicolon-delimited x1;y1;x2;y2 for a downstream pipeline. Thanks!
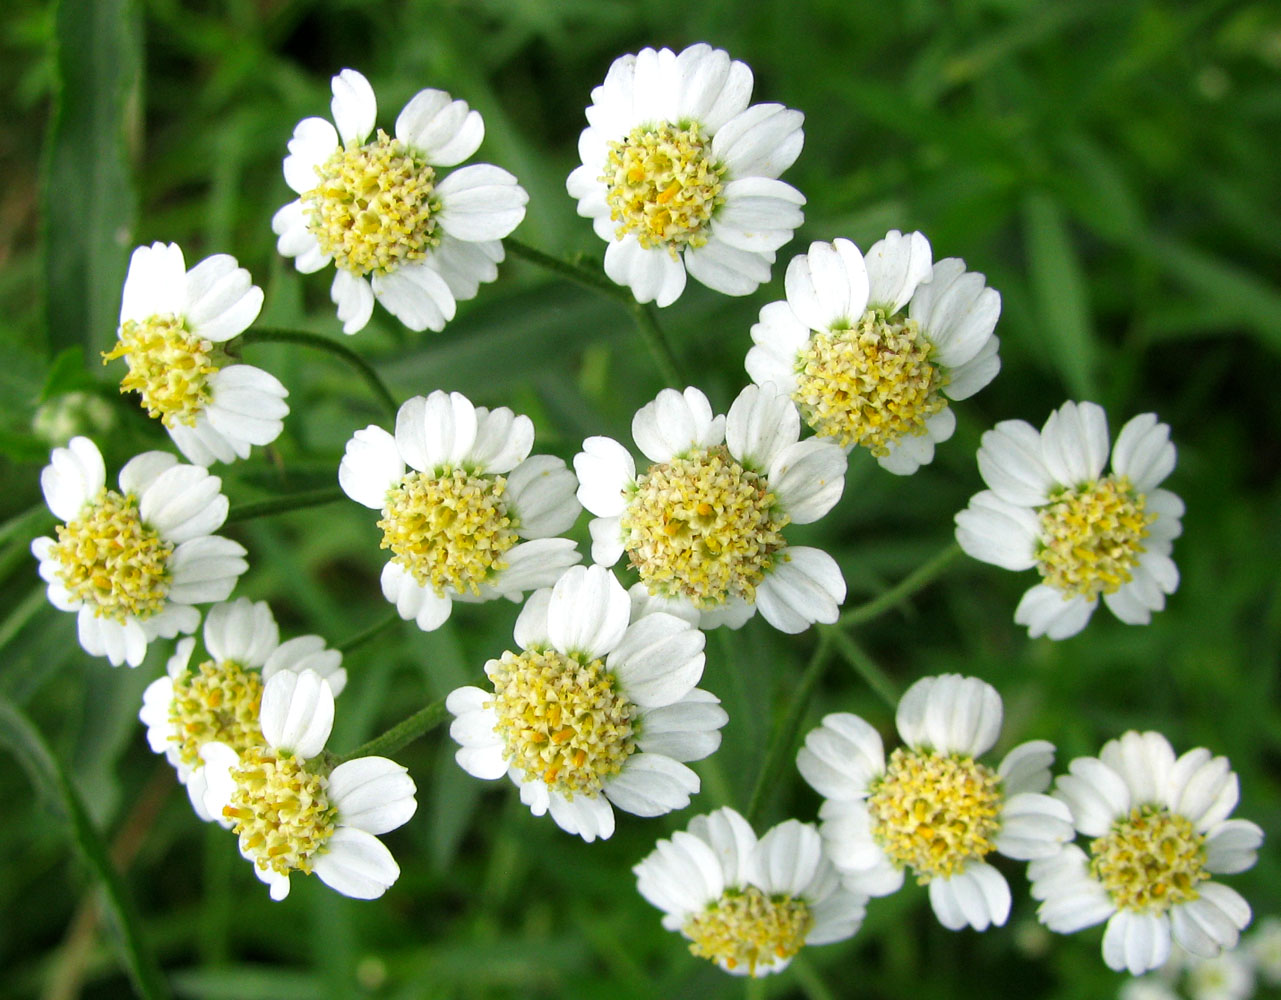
27;42;1263;984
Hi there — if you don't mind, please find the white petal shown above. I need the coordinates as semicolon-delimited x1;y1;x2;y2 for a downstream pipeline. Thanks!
468;406;533;474
312;827;400;899
282;116;339;195
506;455;580;539
955;490;1040;571
262;636;345;696
767;438;846;524
929;863;1010;931
997;739;1057;795
1099;730;1176;807
685;806;758;887
436;164;528;242
976;419;1057;507
752;819;822;897
574;436;636;518
395;390;478;472
165;535;247;605
203;597;278;666
381;561;454;631
909;258;1001;369
339;425;404;509
944;334;1001;401
1102;910;1172;976
395;88;484;166
607;612;705;708
330;68;376;146
546;565;629;659
259;668;334;759
512;588;552;650
682;238;774;297
994;792;1074;859
330;270;375;335
785;239;870;331
631;387;722;464
1014;584;1095;640
746;300;808;395
1055;756;1131;836
711;177;805;253
724;382;800;472
139;464;227;543
119;243;187;324
895;674;1003;757
603;236;687;307
41;436;106;521
864;230;933;314
424;235;503;302
1111;412;1177;493
603;754;698;817
184;254;263;343
328;756;417;834
796;712;885;800
633;691;726;762
1041;401;1110;487
755;546;845;633
1203;819;1264;875
371;263;456;332
676;44;753;132
712;103;804;179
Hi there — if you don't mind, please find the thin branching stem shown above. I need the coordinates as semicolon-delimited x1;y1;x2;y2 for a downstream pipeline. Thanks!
824;628;899;708
338;699;448;763
242;328;399;419
225;486;347;524
837;541;963;628
336;612;401;654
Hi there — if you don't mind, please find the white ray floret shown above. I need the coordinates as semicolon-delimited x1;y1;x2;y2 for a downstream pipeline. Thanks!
567;43;806;306
797;674;1074;932
31;437;248;667
633;806;866;976
746;232;1001;475
447;565;727;842
273;68;526;334
955;400;1184;639
104;242;288;466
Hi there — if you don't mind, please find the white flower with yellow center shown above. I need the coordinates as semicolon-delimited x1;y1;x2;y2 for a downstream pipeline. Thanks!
574;384;847;633
797;674;1074;932
31;437;248;667
566;43;806;306
201;669;416;901
447;565;727;843
746;232;1001;475
633;806;866;977
339;390;581;632
272;68;527;334
103;243;288;466
139;597;347;822
955;400;1184;640
1029;731;1263;976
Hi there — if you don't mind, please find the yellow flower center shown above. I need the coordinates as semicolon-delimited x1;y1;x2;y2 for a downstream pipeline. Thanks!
867;747;1003;882
377;468;518;596
1089;805;1207;914
168;659;265;769
602;121;726;256
1036;476;1154;600
303;129;439;277
223;746;336;877
102;314;219;428
621;446;788;609
793;309;949;456
684;886;814;977
48;488;173;622
487;648;636;797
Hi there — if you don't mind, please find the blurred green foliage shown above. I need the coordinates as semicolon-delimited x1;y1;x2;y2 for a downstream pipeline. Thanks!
1;1;1279;998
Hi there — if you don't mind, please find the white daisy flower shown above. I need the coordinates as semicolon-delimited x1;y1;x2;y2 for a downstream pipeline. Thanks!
746;232;1001;475
633;806;866;976
201;669;417;901
272;68;527;334
797;674;1074;932
566;43;806;306
574;383;847;633
103;242;288;466
339;390;582;632
139;597;347;822
1029;730;1263;976
31;437;248;667
447;564;727;843
955;400;1184;640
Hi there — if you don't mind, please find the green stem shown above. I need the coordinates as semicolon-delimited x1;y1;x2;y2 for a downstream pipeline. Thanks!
837;541;963;628
336;612;400;654
824;627;899;708
338;699;448;763
225;486;347;524
505;238;685;386
745;633;832;826
242;328;398;419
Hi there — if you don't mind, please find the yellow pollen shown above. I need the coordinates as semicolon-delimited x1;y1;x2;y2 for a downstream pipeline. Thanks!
1089;805;1207;913
225;746;336;877
48;488;172;622
683;886;813;977
793;309;949;456
303;129;439;277
867;747;1003;882
1037;476;1154;600
621;445;788;608
102;314;219;428
486;647;636;798
168;659;265;769
602;121;726;256
378;468;518;596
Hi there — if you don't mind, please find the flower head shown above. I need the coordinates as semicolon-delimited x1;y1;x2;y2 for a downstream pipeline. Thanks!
339;390;581;631
32;437;248;666
955;400;1184;639
1030;731;1263;976
273;68;527;334
447;564;726;842
201;669;417;900
633;806;866;976
103;243;288;466
747;233;1001;474
140;597;346;821
797;674;1074;931
574;383;847;633
567;43;805;306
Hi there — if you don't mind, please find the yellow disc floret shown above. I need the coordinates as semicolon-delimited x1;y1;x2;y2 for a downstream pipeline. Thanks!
684;886;814;977
603;121;726;255
223;746;336;877
304;129;439;277
1089;805;1208;913
793;308;949;456
169;659;265;769
103;314;219;428
49;488;173;622
1037;476;1154;600
621;445;788;608
378;468;518;596
867;747;1003;882
487;648;636;797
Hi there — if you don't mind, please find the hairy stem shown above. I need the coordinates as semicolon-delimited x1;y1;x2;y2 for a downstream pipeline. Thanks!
338;699;448;763
225;486;347;524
